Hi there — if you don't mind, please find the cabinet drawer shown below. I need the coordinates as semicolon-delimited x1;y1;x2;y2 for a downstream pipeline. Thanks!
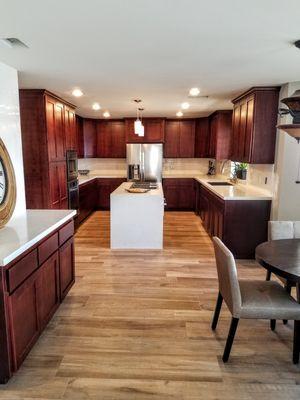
7;250;38;293
59;221;74;246
38;233;59;265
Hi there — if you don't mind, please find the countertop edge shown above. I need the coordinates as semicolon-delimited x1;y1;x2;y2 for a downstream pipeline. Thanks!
0;210;77;267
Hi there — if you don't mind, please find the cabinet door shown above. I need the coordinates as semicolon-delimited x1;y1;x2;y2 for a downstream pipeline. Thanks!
49;162;67;209
195;118;210;158
97;121;111;157
98;178;126;209
125;119;140;143
208;116;217;158
76;115;84;158
238;102;247;161
110;121;126;157
178;180;195;210
49;163;60;209
179;120;195;157
37;251;60;329
163;180;179;210
46;97;57;162
83;119;97;157
243;97;254;162
54;101;65;160
164;121;180;158
231;104;241;161
144;119;165;142
59;238;75;300
65;106;77;151
9;274;40;370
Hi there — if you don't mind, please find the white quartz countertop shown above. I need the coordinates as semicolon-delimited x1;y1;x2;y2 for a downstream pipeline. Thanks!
79;174;273;200
0;209;76;267
195;175;273;200
111;182;164;197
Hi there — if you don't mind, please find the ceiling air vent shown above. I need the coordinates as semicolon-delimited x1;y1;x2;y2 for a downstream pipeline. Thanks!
0;38;28;48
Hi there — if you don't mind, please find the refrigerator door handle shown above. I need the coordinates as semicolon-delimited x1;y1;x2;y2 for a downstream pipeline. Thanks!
141;150;145;182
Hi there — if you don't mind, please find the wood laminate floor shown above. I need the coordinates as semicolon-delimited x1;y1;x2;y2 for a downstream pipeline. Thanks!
1;211;300;399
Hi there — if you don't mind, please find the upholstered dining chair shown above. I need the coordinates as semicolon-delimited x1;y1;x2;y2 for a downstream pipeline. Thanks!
211;236;300;364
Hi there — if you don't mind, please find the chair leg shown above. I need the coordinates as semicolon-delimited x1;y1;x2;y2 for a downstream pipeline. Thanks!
211;292;223;331
283;283;292;325
222;317;239;363
270;319;276;331
266;270;271;281
293;320;300;364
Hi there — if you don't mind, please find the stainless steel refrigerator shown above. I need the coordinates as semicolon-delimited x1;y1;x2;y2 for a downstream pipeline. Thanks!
126;143;163;182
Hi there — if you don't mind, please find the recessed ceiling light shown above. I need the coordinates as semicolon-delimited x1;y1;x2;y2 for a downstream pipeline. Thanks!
92;102;101;110
181;102;190;110
189;87;200;97
103;111;110;118
72;89;83;97
176;111;183;117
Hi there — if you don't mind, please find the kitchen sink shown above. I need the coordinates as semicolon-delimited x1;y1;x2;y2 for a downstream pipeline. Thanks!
207;181;233;186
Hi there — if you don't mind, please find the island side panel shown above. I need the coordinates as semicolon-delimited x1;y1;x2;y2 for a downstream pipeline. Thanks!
110;184;164;249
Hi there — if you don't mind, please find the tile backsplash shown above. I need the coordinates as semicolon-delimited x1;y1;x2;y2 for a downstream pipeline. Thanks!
163;158;210;175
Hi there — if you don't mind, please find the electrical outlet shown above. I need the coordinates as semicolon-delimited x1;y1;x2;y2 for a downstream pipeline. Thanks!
265;177;268;184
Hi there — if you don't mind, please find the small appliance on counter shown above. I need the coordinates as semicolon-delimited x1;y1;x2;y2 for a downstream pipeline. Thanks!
66;150;79;211
127;143;163;182
207;159;216;175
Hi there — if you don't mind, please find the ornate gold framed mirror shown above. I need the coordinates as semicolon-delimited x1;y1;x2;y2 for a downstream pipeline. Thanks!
0;139;16;228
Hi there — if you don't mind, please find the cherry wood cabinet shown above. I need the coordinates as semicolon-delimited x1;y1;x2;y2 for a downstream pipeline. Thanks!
125;118;165;143
195;117;210;158
197;182;271;258
49;161;68;209
2;220;75;380
97;120;126;158
37;251;60;330
19;89;76;209
163;178;196;210
208;111;232;160
8;272;40;370
97;178;126;209
76;115;84;158
231;87;280;163
65;105;77;151
164;120;196;158
83;118;97;158
77;179;98;225
59;238;75;300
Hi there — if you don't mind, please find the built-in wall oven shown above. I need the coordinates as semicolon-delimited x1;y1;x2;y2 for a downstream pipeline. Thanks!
66;150;79;210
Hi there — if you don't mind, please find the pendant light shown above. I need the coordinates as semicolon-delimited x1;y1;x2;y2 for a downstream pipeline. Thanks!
138;107;145;137
277;89;300;183
133;99;143;135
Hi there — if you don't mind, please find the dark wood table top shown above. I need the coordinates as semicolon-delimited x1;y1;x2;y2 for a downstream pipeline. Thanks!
256;239;300;282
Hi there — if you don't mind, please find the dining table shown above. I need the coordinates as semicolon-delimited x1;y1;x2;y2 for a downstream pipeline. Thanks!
256;239;300;302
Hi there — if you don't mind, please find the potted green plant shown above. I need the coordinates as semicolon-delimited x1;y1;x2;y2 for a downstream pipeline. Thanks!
234;162;248;180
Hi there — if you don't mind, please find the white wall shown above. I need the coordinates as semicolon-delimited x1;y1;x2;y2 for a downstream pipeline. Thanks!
272;82;300;220
0;62;26;218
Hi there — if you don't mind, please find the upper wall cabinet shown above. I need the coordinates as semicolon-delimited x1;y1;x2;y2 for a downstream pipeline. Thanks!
125;118;165;143
76;115;84;158
164;119;196;158
195;117;210;158
82;118;97;158
208;110;232;160
97;120;126;158
231;87;280;164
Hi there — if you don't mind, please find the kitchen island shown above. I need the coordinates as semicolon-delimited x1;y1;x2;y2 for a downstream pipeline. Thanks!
110;182;164;249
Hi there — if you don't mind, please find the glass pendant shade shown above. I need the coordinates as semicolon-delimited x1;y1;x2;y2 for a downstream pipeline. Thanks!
138;124;145;137
134;119;142;135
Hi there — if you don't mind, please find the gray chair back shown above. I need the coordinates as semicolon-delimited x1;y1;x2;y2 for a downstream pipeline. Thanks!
212;237;242;317
268;221;300;240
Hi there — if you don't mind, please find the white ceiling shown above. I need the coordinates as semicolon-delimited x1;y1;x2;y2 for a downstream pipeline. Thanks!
0;0;300;118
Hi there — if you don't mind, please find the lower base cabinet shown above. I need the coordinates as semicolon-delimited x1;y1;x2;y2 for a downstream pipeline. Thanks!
1;220;75;382
97;178;126;209
163;178;196;211
197;183;271;258
59;238;75;300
